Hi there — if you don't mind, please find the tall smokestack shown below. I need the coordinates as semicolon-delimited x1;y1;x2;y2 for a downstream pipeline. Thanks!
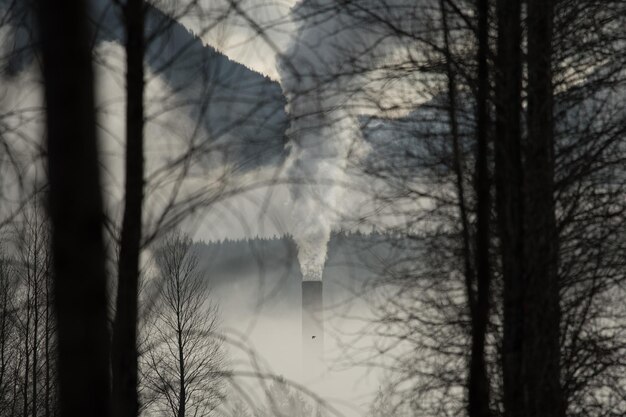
302;279;323;377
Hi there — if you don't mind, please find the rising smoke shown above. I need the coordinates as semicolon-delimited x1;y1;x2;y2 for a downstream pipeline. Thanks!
278;0;373;281
277;0;428;281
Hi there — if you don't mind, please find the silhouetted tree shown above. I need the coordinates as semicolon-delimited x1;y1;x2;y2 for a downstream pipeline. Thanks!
524;0;565;416
111;1;146;417
468;0;491;416
37;1;111;417
493;1;524;416
142;231;225;417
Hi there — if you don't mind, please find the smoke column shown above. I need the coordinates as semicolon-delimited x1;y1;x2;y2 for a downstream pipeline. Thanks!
279;0;369;279
278;0;372;377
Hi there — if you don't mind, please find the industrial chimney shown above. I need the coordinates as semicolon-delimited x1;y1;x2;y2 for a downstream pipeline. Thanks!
302;279;324;377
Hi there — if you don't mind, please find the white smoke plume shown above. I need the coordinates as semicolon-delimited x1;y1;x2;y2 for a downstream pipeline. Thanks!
278;0;375;281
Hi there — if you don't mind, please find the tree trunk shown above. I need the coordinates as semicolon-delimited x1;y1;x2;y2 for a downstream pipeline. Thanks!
0;287;7;393
45;263;51;417
177;325;186;417
440;3;492;416
494;1;524;417
439;0;475;314
469;0;492;416
111;1;145;417
33;250;39;417
23;280;31;417
37;0;112;416
176;268;186;417
524;0;565;416
11;357;20;417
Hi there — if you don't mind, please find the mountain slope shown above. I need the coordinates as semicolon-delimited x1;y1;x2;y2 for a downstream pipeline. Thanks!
1;0;289;170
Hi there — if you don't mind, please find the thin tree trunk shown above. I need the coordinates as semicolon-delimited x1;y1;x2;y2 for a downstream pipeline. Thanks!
37;0;111;416
524;0;564;415
440;3;492;415
11;356;20;417
111;1;145;417
33;247;39;417
0;285;7;394
23;280;31;417
494;1;524;417
439;0;475;312
33;295;38;417
469;0;492;416
177;321;186;417
176;267;186;417
45;264;51;417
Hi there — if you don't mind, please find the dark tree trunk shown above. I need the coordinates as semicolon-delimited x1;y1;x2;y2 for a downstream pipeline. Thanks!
440;3;492;415
176;270;186;417
44;259;52;417
524;0;565;416
439;0;475;311
111;1;145;417
468;0;492;416
0;288;7;392
11;358;20;417
23;281;30;417
494;1;524;417
32;242;40;417
37;1;111;417
33;273;38;417
177;324;186;417
45;289;50;417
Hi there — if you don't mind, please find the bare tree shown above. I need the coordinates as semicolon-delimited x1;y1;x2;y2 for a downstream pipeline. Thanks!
439;1;492;416
322;1;623;416
142;231;225;417
0;243;19;417
13;201;51;417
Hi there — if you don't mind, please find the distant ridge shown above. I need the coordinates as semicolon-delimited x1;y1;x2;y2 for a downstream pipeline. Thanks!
1;0;289;170
190;230;406;303
93;1;290;170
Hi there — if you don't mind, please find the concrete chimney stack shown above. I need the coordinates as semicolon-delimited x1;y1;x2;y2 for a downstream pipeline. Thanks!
302;280;323;376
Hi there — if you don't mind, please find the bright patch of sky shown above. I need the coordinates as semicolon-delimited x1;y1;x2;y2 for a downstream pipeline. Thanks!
172;0;298;80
